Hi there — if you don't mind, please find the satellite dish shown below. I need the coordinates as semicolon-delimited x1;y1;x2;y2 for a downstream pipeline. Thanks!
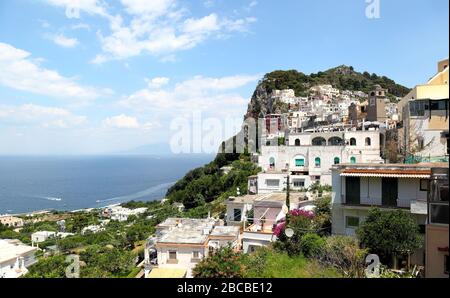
285;228;294;238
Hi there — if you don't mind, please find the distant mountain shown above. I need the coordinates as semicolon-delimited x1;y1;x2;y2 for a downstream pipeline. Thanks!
118;143;173;156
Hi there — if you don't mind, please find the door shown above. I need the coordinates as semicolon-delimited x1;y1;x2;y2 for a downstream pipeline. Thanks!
382;178;398;207
345;177;360;204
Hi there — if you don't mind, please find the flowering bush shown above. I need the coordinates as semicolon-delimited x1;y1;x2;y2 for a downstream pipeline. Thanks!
273;208;317;256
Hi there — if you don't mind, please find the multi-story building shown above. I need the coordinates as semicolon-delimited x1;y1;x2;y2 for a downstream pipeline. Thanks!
331;162;448;267
149;218;240;278
224;192;314;253
256;129;384;192
425;167;449;278
398;58;449;162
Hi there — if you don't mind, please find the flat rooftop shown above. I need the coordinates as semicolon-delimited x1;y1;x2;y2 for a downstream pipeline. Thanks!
210;226;240;237
0;239;37;263
156;218;217;245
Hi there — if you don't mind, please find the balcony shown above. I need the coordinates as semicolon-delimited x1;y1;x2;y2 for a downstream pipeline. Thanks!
340;194;410;210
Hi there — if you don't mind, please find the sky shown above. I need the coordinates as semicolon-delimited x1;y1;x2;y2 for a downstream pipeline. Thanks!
0;0;448;155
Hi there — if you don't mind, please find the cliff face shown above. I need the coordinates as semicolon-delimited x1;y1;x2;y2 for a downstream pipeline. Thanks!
245;83;272;120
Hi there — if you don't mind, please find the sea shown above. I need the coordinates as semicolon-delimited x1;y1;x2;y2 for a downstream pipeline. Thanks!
0;155;213;214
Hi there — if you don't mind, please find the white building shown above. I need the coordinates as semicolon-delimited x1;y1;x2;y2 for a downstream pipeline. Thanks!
0;215;24;228
150;218;240;278
31;231;56;243
330;163;449;266
0;239;38;278
106;206;147;222
256;130;384;192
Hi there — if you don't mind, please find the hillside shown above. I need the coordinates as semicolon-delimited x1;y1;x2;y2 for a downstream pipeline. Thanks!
166;66;409;209
246;65;410;118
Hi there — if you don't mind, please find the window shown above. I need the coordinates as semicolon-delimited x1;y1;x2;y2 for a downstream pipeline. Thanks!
312;137;326;146
192;251;200;259
346;216;360;228
266;179;280;187
409;100;427;116
315;157;321;168
420;179;429;191
233;208;242;222
334;157;340;165
315;176;321;181
295;158;305;167
269;157;275;168
293;179;305;188
350;138;356;146
169;251;177;260
430;100;447;111
350;156;356;164
295;139;301;146
365;137;371;146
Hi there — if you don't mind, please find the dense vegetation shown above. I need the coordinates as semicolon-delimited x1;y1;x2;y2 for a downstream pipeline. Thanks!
165;153;260;211
260;66;410;99
193;246;341;278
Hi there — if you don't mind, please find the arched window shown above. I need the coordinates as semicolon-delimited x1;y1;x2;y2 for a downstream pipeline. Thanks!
315;157;321;168
334;157;340;165
312;137;327;146
350;138;357;146
269;157;275;168
328;137;344;146
365;137;371;146
295;139;301;146
350;156;356;164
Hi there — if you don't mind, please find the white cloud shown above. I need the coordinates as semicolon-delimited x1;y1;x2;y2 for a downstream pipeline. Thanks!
45;0;257;62
102;114;140;129
121;0;175;18
119;74;260;118
51;34;79;48
0;104;87;128
72;23;91;30
0;42;112;102
146;77;170;89
44;0;109;18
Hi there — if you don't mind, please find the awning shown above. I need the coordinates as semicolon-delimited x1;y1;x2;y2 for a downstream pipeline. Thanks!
341;169;431;179
147;268;187;278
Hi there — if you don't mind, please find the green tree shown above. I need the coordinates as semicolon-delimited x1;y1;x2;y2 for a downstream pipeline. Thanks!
25;255;68;278
356;208;423;267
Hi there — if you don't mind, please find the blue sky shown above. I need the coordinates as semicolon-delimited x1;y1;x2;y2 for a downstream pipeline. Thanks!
0;0;448;154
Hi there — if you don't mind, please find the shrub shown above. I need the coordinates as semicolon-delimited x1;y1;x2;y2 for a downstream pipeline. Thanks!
319;235;367;278
193;247;244;278
299;234;325;258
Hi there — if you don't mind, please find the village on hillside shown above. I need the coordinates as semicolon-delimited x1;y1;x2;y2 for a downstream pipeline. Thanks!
1;59;449;279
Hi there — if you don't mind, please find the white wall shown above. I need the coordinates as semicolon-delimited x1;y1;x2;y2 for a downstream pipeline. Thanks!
157;245;207;278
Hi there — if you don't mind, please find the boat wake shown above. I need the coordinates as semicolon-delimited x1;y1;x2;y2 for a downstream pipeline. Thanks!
39;196;63;202
95;182;175;204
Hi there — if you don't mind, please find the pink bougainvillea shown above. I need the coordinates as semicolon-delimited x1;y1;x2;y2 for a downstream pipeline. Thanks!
273;221;286;237
289;209;314;219
273;208;315;237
